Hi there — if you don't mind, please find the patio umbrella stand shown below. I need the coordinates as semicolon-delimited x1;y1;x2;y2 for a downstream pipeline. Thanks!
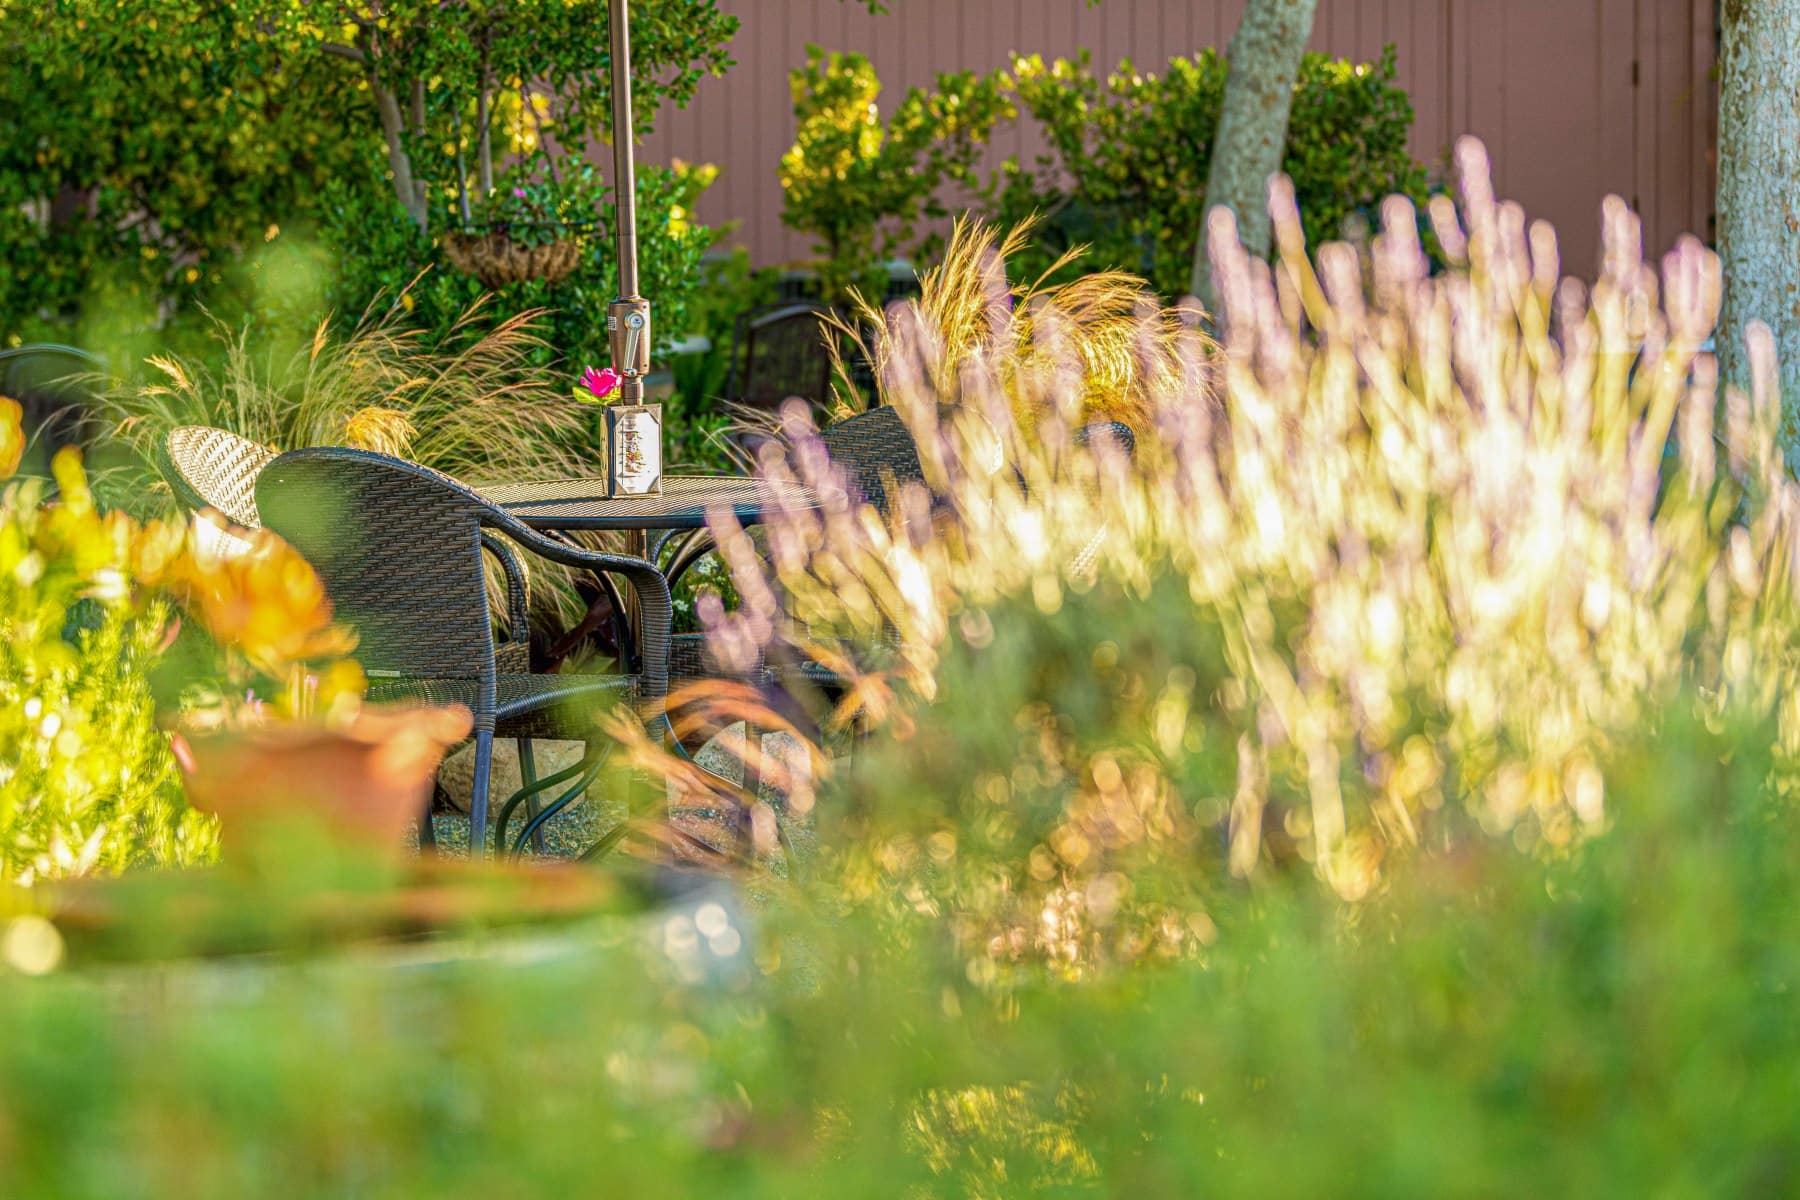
601;0;664;498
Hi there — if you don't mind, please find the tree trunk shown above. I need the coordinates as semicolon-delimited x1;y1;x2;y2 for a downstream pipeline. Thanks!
409;78;430;222
1190;0;1318;307
373;79;428;233
1716;0;1800;468
477;57;494;197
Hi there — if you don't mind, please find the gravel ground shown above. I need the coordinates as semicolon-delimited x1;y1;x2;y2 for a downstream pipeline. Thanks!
419;726;816;870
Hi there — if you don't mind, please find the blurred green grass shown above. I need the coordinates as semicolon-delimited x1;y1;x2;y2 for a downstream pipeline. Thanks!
0;706;1794;1198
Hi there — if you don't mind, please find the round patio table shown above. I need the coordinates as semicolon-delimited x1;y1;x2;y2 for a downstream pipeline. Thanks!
482;475;820;534
480;473;823;675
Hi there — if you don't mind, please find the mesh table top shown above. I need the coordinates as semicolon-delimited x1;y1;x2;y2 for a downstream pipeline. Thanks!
482;474;821;531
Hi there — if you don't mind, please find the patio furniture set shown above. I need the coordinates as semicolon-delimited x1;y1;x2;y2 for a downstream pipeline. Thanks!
155;422;857;862
29;0;1141;865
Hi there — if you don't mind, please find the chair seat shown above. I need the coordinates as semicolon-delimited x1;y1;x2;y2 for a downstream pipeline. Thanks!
369;671;634;742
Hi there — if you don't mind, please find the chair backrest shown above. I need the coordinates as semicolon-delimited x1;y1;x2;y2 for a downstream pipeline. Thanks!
0;344;105;474
819;406;925;518
255;447;497;687
1073;419;1137;459
729;303;838;413
159;426;279;528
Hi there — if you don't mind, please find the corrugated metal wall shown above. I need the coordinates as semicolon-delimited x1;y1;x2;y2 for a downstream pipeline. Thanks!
637;0;1715;280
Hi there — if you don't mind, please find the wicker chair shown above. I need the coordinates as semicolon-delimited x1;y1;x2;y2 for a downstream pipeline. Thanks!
726;302;839;418
0;344;105;474
157;426;279;529
819;405;927;517
157;425;533;674
254;447;672;859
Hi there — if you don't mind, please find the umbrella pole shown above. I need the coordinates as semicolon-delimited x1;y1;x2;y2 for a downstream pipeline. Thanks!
606;0;649;403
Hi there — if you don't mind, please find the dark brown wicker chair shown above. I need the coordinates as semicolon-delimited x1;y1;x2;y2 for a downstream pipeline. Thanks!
0;344;106;475
157;425;534;675
726;302;839;417
819;405;927;517
158;426;542;850
254;446;673;860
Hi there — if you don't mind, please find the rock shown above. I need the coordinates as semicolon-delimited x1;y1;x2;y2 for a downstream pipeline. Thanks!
435;738;592;815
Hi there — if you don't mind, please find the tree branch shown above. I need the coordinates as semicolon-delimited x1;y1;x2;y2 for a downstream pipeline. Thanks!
319;42;367;64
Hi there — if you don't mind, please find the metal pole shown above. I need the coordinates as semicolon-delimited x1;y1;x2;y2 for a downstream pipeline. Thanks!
606;0;650;403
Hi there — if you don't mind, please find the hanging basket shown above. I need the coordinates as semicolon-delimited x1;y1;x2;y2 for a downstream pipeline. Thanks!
442;229;585;289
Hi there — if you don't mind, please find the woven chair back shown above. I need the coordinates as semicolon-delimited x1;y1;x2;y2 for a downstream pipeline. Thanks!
255;448;497;686
160;426;279;528
731;303;837;413
819;406;925;517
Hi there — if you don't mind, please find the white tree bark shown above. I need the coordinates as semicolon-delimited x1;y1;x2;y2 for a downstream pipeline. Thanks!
1716;0;1800;467
1191;0;1318;306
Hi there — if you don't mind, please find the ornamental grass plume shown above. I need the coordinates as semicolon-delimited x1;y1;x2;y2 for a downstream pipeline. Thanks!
827;214;1211;431
669;138;1800;962
103;292;602;624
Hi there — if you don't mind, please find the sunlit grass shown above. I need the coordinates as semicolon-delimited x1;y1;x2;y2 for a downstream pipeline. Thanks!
100;291;607;624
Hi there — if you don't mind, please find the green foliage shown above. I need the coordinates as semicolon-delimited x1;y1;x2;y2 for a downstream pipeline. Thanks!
1;708;1798;1194
0;458;216;885
662;247;781;469
318;160;719;374
0;0;366;345
471;163;610;249
779;45;1017;303
994;45;1429;296
1;0;736;375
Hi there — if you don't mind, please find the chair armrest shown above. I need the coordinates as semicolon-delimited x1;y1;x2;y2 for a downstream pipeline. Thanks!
479;532;531;650
479;511;672;706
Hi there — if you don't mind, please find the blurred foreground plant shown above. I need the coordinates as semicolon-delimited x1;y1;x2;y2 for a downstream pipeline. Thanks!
0;398;370;884
0;422;211;883
694;140;1800;969
1;705;1797;1196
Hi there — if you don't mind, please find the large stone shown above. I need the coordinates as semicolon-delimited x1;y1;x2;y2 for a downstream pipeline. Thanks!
435;738;592;814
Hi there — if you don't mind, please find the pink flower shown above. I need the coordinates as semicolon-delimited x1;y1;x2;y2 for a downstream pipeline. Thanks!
513;187;527;199
581;366;622;400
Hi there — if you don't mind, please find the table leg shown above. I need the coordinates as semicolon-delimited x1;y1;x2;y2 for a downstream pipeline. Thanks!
622;528;651;676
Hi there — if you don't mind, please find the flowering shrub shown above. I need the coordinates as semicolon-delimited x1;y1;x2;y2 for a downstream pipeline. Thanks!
780;45;1018;302
0;400;362;883
692;142;1800;974
992;44;1431;295
0;438;213;883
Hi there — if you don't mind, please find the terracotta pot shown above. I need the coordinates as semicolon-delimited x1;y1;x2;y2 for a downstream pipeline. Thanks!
442;231;582;289
168;704;473;859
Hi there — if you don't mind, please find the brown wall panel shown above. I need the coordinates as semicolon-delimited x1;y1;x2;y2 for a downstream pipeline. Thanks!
634;0;1714;281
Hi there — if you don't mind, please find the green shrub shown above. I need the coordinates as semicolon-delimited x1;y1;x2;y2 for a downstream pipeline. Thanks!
0;1;737;371
779;45;1017;303
314;159;721;378
0;706;1795;1196
993;44;1430;296
0;0;365;349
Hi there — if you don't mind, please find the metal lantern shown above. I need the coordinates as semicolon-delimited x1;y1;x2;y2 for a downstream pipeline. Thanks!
604;0;662;496
600;400;663;496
